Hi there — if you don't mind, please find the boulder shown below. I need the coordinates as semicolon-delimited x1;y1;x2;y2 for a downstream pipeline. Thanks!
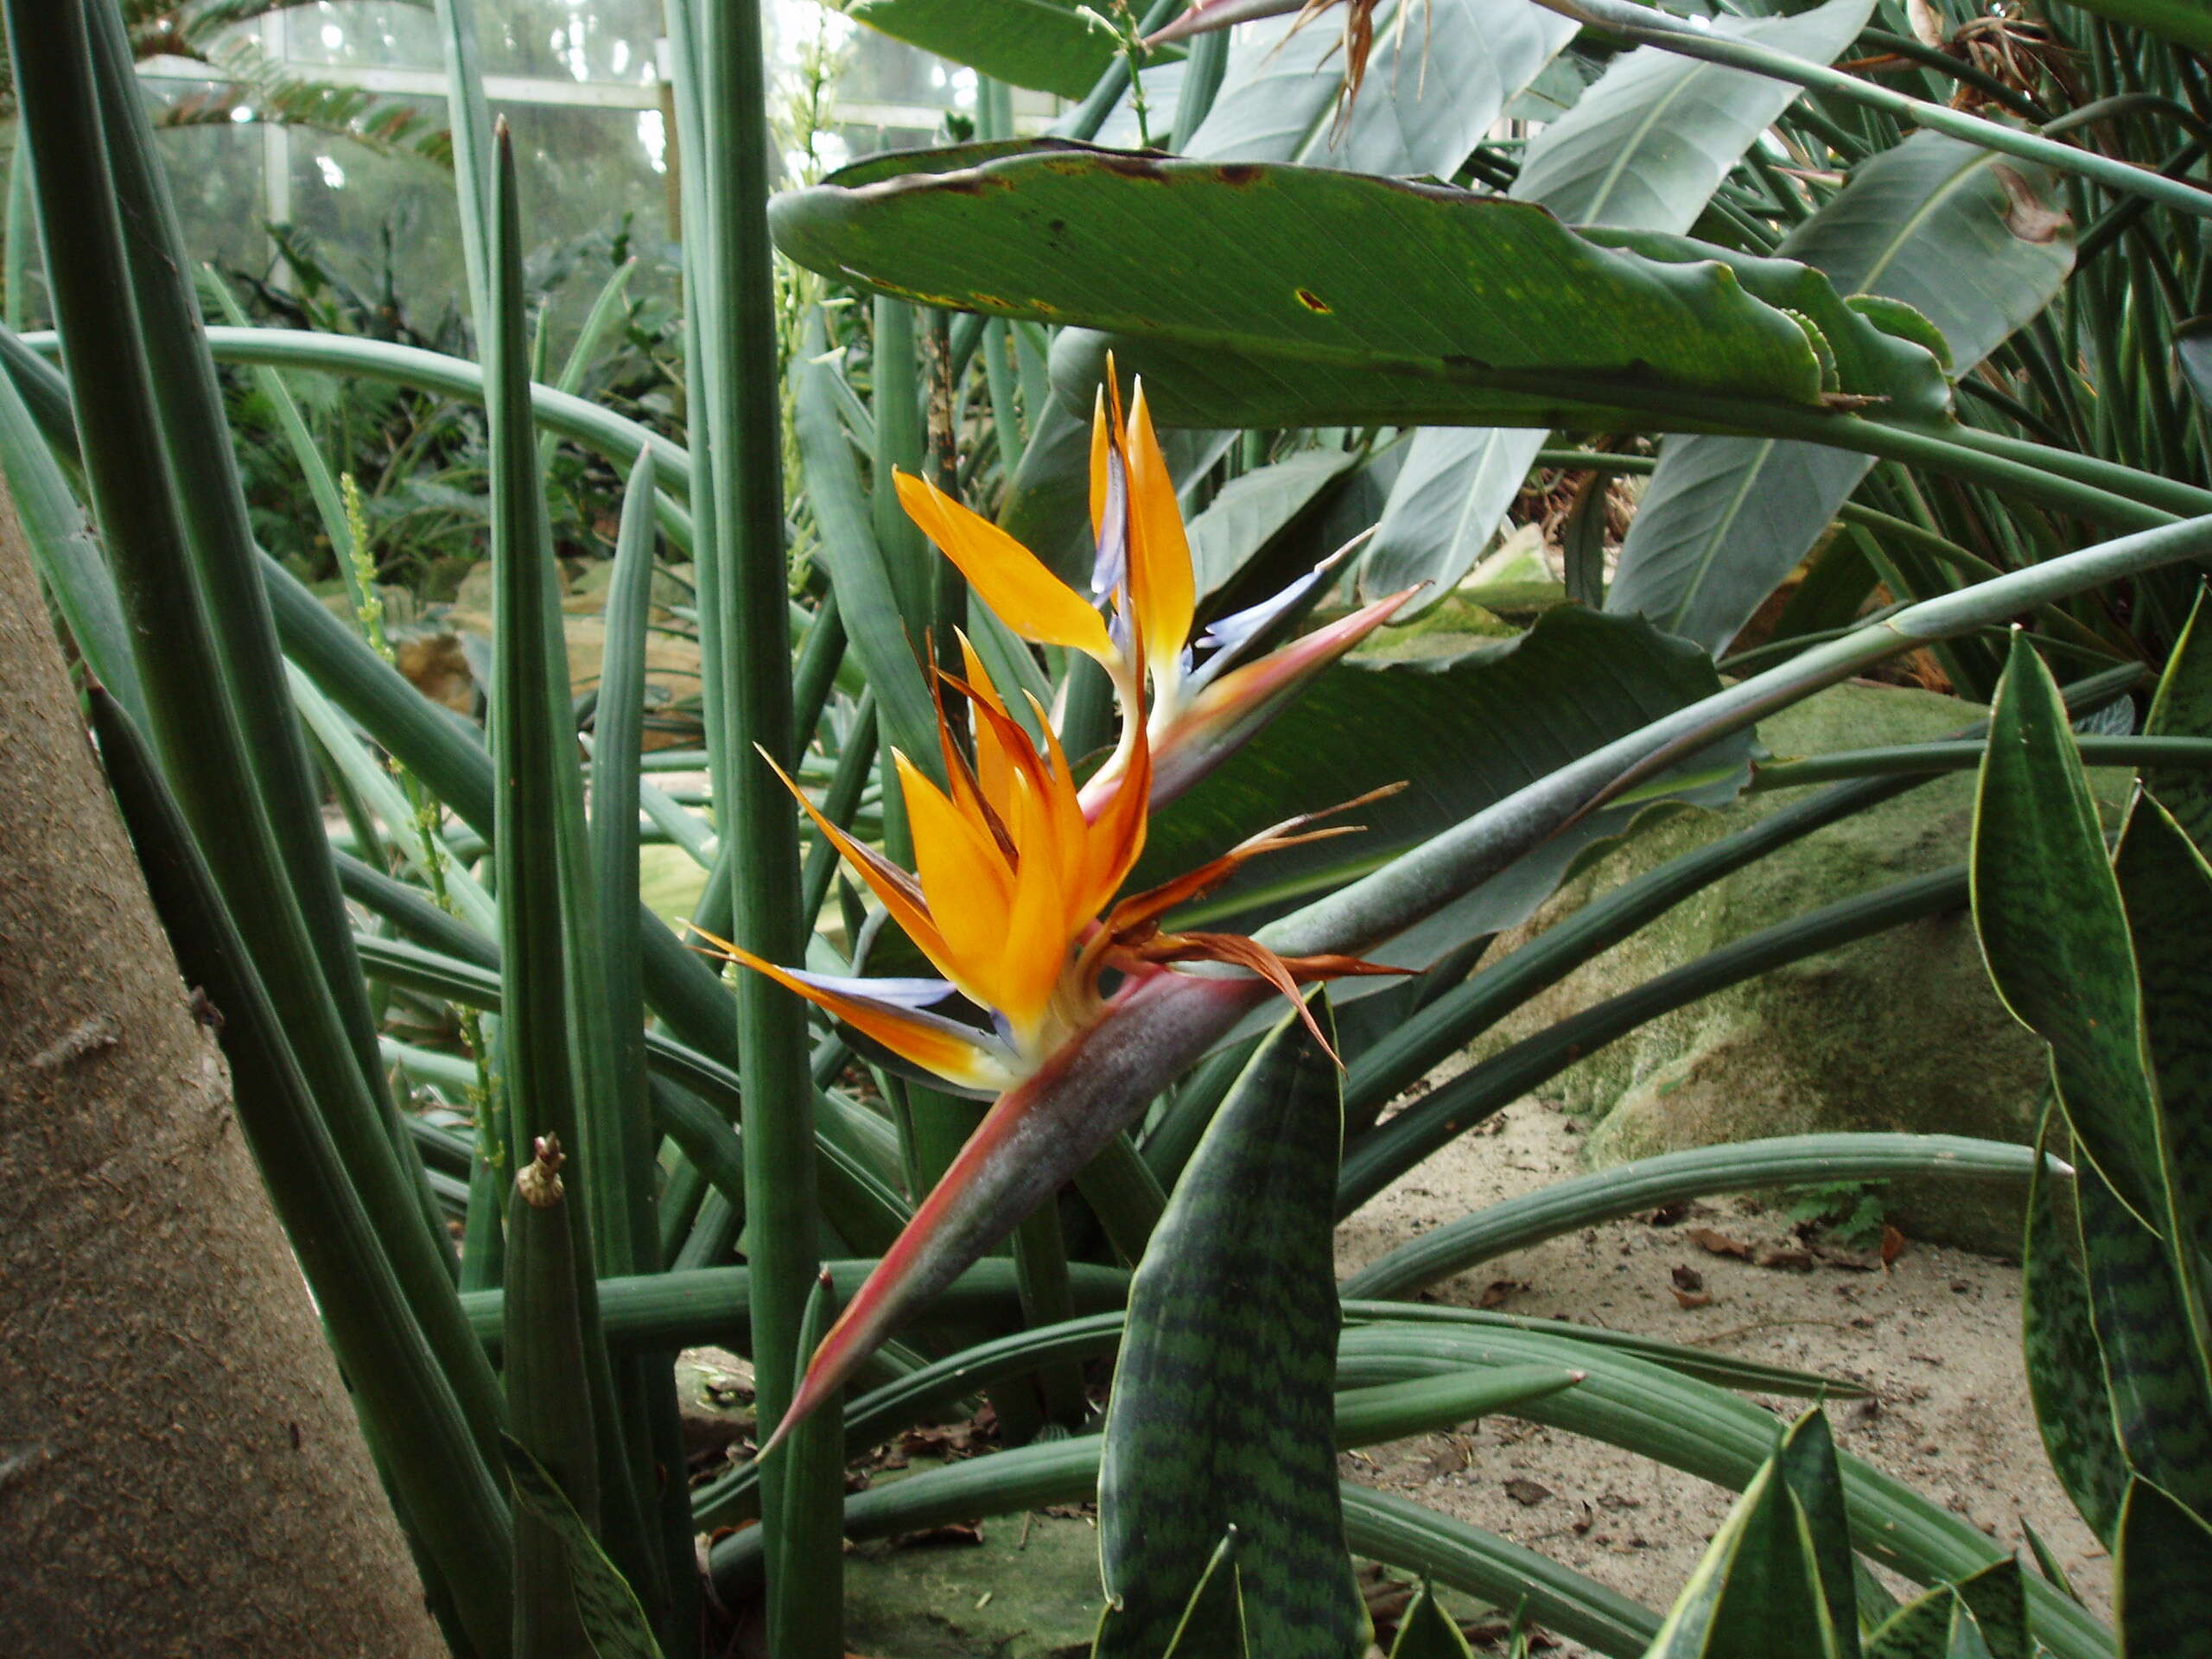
1462;678;2126;1254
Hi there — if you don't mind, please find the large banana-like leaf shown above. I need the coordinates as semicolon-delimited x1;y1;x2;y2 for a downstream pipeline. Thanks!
2050;0;2212;51
1345;0;1868;607
1183;0;1579;180
1510;0;1873;232
842;0;1126;99
1097;995;1369;1659
1606;133;2075;655
769;147;1894;434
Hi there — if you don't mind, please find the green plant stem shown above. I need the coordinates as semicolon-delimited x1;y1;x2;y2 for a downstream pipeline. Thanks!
683;0;842;1646
1752;735;2212;790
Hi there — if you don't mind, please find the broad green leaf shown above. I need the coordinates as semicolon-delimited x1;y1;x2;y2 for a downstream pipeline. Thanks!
1362;0;1874;613
1184;1;1577;179
1358;427;1548;610
1971;632;2163;1227
1776;1412;1863;1659
1782;134;2075;373
503;1436;664;1659
2113;1477;2212;1657
2077;1165;2212;1520
2050;0;2212;52
769;149;1840;434
1605;437;1873;655
1607;133;2071;656
1641;1457;1839;1658
2021;1128;2129;1545
1132;606;1750;949
1389;1584;1477;1659
1511;0;1874;234
2112;798;2212;1264
1187;447;1358;598
2140;588;2212;852
845;0;1123;99
1096;995;1369;1659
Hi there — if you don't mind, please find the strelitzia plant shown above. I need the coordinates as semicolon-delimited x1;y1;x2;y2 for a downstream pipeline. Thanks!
698;378;1412;1449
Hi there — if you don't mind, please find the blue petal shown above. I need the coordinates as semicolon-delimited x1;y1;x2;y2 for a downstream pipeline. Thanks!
783;969;959;1010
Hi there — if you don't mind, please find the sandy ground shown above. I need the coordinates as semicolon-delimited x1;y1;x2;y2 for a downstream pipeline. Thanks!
1334;1093;2111;1651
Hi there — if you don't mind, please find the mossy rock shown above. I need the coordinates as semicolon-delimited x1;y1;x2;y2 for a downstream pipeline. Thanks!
1465;679;2128;1255
842;1506;1104;1659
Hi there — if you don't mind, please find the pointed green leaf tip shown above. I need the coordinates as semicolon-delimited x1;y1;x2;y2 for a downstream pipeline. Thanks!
1641;1411;1840;1657
1096;991;1369;1659
1388;1583;1477;1659
501;1436;664;1659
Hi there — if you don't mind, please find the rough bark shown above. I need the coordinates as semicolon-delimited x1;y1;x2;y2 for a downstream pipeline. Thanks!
0;481;445;1656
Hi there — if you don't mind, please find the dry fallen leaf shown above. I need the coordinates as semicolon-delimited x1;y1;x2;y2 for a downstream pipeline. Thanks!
1478;1278;1530;1308
1755;1246;1815;1272
1670;1264;1706;1294
1503;1477;1553;1507
1672;1287;1713;1310
1881;1224;1909;1268
1685;1226;1751;1259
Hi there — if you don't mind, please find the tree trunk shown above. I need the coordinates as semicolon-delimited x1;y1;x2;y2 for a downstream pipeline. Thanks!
0;480;445;1656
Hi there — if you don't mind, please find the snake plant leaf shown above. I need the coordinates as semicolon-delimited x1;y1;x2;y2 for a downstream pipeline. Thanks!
1606;132;2073;657
502;1436;664;1659
2113;1476;2212;1658
1775;1411;1863;1659
2140;588;2212;853
2112;798;2212;1263
1862;1589;1995;1659
1641;1452;1840;1658
2076;1163;2212;1521
1388;1584;1477;1659
768;148;1841;435
1947;1560;2030;1659
1972;632;2164;1229
2021;1128;2129;1546
1132;606;1750;953
1096;993;1369;1659
1151;1529;1250;1659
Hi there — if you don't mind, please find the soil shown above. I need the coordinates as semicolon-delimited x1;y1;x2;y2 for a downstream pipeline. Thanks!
1333;1090;2113;1652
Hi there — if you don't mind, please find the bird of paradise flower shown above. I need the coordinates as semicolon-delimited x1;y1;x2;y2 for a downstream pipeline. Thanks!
692;376;1416;1453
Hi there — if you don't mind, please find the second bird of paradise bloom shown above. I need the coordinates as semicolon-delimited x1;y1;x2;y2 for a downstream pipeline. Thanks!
693;374;1414;1453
